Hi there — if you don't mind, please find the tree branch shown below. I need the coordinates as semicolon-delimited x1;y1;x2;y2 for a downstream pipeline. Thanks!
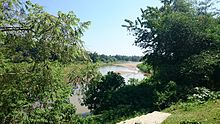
0;27;30;32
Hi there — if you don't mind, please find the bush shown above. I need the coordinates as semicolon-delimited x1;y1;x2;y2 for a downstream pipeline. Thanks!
0;62;76;123
187;87;220;102
83;72;125;114
127;78;140;85
83;73;156;122
97;106;147;124
180;51;220;90
116;84;153;106
151;81;177;110
137;63;152;74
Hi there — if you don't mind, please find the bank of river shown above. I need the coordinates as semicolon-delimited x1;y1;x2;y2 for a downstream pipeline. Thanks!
70;62;145;114
99;62;145;82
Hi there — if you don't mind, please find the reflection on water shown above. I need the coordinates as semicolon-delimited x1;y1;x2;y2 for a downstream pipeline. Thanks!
99;63;145;82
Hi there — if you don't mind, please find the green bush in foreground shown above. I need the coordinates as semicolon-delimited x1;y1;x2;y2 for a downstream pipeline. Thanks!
187;87;220;102
83;73;177;123
83;72;126;114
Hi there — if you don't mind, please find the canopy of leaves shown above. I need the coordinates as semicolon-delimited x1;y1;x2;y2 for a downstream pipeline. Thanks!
88;52;142;63
0;0;90;123
83;72;125;114
124;0;220;89
0;0;90;63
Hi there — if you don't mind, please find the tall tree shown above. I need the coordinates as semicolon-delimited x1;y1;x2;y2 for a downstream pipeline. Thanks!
0;0;90;123
124;0;220;89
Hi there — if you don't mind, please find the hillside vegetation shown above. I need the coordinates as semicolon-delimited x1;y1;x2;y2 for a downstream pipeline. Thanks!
1;0;220;123
163;100;220;124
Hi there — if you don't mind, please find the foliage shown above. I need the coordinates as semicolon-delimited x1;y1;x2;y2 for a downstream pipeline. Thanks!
83;72;168;123
88;52;142;63
64;62;102;97
67;63;101;85
0;0;90;63
0;0;90;123
187;87;220;102
137;62;152;73
0;62;76;123
95;106;147;124
124;0;220;100
181;50;220;89
163;99;220;124
83;72;125;114
114;82;155;107
83;73;176;122
140;78;177;110
69;115;100;124
83;0;220;122
127;78;140;85
78;0;220;123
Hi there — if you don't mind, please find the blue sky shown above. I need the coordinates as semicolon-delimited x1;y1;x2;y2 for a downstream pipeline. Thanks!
31;0;161;56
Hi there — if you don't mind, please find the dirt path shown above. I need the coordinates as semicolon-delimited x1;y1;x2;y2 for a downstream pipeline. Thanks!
117;111;171;124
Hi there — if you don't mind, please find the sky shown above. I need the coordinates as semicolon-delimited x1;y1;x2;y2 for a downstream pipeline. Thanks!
31;0;161;56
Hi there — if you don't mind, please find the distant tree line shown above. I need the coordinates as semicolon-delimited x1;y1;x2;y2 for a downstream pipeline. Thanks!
88;52;142;63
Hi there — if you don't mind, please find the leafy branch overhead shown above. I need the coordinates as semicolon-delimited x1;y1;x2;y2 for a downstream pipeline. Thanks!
0;0;91;123
0;0;91;63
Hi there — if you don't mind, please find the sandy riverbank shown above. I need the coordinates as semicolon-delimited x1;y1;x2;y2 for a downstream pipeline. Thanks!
113;62;141;68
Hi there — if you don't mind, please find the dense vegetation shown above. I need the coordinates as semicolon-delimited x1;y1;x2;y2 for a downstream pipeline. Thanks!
1;0;220;123
137;62;152;74
163;94;220;123
0;0;90;123
82;72;155;123
163;87;220;123
89;52;142;63
83;0;220;123
124;0;220;101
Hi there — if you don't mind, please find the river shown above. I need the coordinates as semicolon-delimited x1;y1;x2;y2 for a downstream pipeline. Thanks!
99;62;144;82
70;62;145;115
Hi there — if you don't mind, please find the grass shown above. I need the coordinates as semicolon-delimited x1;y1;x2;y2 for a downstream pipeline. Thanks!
162;100;220;124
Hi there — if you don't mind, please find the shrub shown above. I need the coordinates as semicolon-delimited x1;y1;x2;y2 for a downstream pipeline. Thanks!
83;72;125;114
137;63;152;74
187;87;220;102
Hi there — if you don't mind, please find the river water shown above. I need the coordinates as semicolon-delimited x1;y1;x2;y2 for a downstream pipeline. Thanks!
70;62;145;114
99;62;145;82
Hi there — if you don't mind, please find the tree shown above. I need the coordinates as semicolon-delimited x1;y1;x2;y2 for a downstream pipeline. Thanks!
1;1;90;63
123;0;220;89
83;72;125;114
88;52;142;63
89;52;100;63
0;0;90;123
